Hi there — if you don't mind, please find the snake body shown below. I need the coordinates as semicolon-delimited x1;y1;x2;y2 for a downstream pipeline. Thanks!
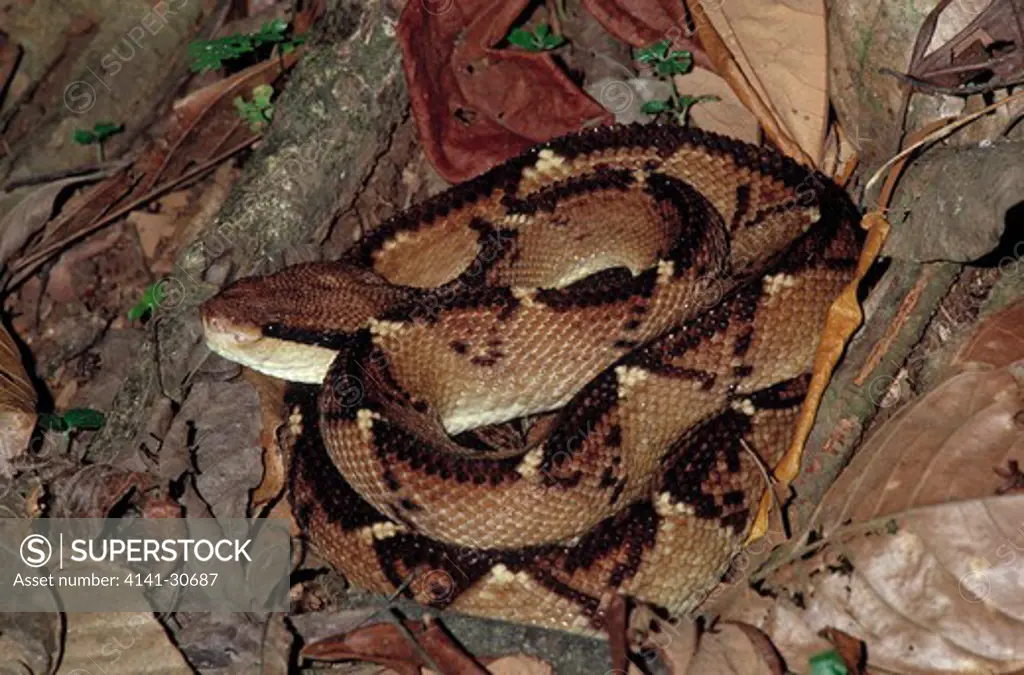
202;123;862;635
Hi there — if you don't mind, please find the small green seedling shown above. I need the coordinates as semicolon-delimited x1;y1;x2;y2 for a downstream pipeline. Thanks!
188;19;305;73
634;40;717;125
809;649;848;675
128;282;166;322
234;84;275;133
635;40;692;76
507;23;565;51
72;122;124;161
39;408;106;433
642;93;719;126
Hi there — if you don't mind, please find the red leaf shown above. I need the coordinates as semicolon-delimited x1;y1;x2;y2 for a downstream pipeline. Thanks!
397;0;613;183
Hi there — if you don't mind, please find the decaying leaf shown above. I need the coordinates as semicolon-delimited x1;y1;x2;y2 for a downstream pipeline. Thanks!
0;173;107;271
302;618;488;674
48;464;156;518
160;380;263;521
740;357;1024;672
0;611;62;675
693;0;828;166
60;612;191;674
0;321;36;477
954;300;1024;370
685;622;784;675
910;0;1024;92
397;0;613;183
245;368;290;511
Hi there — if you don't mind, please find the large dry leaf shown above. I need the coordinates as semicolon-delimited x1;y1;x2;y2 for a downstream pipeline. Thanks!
160;380;263;521
696;0;828;165
685;623;784;675
911;0;1024;91
0;611;62;675
735;362;1024;673
954;300;1024;370
626;617;787;674
397;0;613;183
0;321;35;477
58;613;191;674
0;174;105;270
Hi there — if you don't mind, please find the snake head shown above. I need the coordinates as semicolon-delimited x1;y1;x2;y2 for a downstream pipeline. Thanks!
201;261;408;384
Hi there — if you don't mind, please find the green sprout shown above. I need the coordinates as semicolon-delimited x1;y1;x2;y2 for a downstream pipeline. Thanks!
642;93;720;126
507;24;565;51
128;282;166;322
634;40;717;125
39;408;106;433
72;122;124;161
809;649;848;675
234;84;275;133
635;40;693;76
188;19;305;73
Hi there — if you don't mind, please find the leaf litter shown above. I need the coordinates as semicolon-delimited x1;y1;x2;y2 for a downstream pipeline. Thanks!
2;0;1024;673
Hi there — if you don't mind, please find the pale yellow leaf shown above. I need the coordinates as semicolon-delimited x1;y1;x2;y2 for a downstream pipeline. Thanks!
699;0;828;165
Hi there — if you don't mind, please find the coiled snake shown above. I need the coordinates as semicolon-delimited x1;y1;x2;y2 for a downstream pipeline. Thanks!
202;123;862;635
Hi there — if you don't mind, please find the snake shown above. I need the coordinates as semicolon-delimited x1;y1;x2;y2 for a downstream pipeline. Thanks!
201;123;862;636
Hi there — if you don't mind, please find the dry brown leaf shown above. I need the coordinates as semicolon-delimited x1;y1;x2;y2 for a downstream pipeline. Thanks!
303;619;488;674
695;0;828;166
139;52;299;192
740;361;1024;673
59;612;191;674
48;464;155;518
397;0;613;183
480;655;554;675
129;209;177;260
954;300;1024;370
0;612;62;675
911;0;1024;92
812;366;1024;528
160;380;263;521
818;627;866;674
0;321;36;477
764;494;1024;673
685;623;783;675
245;368;290;511
0;173;105;269
628;616;699;674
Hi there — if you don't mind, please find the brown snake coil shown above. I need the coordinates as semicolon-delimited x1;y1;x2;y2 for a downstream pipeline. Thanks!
202;124;862;636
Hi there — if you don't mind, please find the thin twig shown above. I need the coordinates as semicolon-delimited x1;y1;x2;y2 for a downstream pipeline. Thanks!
6;136;257;290
0;157;134;192
740;438;791;541
880;66;1024;97
864;89;1024;198
387;610;446;675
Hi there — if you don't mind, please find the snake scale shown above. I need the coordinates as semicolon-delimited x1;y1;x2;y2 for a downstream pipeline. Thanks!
202;123;862;636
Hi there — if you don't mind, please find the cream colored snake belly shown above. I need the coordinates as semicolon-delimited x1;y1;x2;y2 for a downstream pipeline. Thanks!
201;123;862;636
